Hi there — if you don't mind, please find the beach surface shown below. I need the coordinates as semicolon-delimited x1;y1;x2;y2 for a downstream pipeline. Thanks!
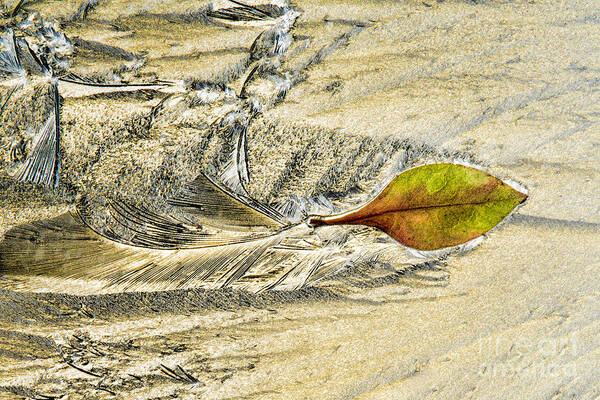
0;0;599;398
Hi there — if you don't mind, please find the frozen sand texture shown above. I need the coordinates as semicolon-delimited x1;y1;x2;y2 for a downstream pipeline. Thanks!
0;0;599;398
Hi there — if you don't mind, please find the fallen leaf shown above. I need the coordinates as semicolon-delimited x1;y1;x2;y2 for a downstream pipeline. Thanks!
309;163;528;250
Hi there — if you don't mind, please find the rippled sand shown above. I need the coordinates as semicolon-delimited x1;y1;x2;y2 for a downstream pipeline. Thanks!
0;0;599;398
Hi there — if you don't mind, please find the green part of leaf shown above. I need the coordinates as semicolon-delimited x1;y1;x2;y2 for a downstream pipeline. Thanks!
309;163;527;250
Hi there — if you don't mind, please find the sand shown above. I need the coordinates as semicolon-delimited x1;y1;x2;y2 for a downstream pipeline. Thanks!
0;0;599;398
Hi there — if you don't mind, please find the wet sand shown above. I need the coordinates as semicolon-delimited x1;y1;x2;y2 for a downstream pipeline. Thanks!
1;0;599;398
